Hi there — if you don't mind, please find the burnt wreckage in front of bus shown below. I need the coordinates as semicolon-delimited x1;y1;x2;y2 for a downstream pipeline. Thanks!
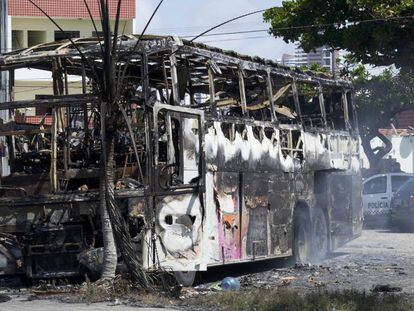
0;35;362;279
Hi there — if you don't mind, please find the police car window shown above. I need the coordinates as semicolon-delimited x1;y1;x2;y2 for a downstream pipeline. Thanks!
397;179;414;196
363;176;387;194
391;176;412;192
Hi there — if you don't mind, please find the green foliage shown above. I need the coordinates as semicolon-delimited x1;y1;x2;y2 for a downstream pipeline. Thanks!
264;0;414;68
343;64;414;132
299;63;330;73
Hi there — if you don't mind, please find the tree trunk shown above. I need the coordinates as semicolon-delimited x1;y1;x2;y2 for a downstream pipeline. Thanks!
99;174;118;279
103;124;151;289
99;113;117;280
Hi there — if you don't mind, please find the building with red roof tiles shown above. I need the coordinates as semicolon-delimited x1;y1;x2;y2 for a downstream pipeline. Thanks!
3;0;136;121
8;0;135;50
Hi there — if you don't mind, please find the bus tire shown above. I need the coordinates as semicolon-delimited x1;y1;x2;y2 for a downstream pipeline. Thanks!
294;211;311;264
311;208;329;262
174;271;196;287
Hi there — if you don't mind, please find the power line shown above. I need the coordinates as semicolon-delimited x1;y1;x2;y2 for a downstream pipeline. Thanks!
139;9;414;35
186;9;269;45
200;35;271;44
181;14;414;39
5;12;412;55
148;21;264;32
181;29;268;38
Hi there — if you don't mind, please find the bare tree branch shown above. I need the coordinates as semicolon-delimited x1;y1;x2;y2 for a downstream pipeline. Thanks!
117;0;165;98
82;0;104;56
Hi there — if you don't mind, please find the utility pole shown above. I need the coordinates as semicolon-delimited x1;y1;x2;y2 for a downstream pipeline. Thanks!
0;0;10;178
0;0;8;102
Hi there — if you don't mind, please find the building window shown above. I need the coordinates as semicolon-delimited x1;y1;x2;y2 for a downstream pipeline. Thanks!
92;31;112;38
54;31;80;42
92;31;104;38
27;30;46;47
12;30;25;50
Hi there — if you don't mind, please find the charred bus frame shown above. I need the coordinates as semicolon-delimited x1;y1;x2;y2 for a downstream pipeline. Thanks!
0;36;362;283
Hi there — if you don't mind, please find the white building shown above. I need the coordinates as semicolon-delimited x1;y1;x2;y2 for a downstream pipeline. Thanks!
280;45;341;72
362;131;414;174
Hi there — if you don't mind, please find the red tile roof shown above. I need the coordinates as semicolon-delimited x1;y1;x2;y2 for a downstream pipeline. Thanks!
15;115;52;126
379;128;414;137
9;0;135;19
394;109;414;129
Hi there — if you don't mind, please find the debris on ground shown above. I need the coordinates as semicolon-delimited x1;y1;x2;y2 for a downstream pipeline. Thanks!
372;284;403;293
281;276;296;286
221;277;240;291
0;294;11;303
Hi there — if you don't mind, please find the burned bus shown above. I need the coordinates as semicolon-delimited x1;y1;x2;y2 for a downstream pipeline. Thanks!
0;36;362;285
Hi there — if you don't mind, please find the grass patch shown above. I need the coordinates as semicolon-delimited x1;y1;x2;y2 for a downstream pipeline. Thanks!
196;289;414;311
48;275;180;308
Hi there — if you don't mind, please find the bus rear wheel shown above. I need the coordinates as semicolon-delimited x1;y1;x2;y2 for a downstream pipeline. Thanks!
294;211;311;264
174;271;196;287
311;208;329;262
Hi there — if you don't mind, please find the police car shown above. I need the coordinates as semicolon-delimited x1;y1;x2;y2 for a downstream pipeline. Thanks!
363;173;414;227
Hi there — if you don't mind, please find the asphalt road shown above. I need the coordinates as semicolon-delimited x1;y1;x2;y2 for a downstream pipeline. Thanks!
320;229;414;293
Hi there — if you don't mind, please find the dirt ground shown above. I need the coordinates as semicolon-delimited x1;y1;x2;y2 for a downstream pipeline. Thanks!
229;229;414;294
0;229;412;310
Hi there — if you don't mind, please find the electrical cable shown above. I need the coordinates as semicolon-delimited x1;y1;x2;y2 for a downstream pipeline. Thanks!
179;14;414;39
200;35;271;44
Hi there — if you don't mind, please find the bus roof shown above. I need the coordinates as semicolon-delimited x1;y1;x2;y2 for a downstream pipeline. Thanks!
0;34;352;88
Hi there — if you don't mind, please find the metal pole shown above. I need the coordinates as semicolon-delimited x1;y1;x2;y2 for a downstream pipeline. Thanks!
0;0;8;103
266;68;277;122
238;68;247;117
0;0;10;178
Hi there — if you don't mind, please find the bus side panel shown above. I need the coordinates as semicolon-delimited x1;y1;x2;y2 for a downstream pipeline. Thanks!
243;172;293;259
316;171;362;250
268;173;294;257
243;172;269;259
213;171;243;262
203;171;221;266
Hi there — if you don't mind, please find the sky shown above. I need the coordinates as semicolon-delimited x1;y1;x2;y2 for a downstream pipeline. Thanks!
134;0;296;61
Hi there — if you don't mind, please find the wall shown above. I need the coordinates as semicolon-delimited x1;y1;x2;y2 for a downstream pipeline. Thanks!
362;135;414;173
11;17;133;49
10;16;133;111
394;109;414;129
